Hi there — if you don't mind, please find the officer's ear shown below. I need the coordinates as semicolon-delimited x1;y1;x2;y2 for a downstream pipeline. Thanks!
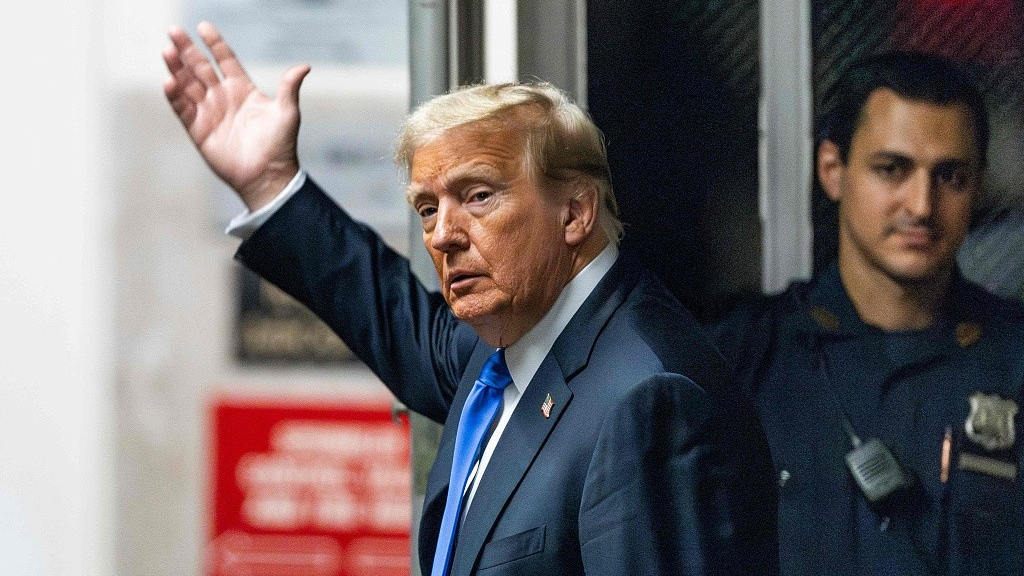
817;139;845;202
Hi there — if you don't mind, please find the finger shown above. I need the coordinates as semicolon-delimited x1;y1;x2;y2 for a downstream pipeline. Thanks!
161;44;183;76
278;64;311;109
197;21;251;82
162;57;190;104
162;70;183;101
182;44;222;90
170;25;221;90
166;24;192;50
162;30;198;90
167;24;200;71
163;46;208;107
163;77;198;127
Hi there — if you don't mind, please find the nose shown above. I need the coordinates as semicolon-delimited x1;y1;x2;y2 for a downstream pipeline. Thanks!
429;201;469;254
904;171;934;220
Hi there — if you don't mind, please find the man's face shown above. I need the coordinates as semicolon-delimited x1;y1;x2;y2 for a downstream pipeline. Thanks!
407;122;577;347
819;88;982;287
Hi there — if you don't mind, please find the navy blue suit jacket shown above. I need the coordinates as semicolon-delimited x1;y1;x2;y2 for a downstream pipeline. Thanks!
236;179;777;575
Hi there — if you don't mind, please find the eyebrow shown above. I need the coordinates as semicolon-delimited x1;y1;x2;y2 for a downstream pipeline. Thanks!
406;162;506;205
405;183;428;206
867;151;911;162
867;150;975;167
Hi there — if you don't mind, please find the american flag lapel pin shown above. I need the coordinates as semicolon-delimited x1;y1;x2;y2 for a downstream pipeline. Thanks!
541;393;554;419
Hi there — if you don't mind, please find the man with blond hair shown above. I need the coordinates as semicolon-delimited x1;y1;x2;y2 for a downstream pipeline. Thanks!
163;22;777;576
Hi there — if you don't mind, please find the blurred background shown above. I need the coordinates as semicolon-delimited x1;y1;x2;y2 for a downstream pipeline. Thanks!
1;0;1021;575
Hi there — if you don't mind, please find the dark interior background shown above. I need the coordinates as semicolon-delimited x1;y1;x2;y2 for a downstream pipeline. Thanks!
587;0;762;322
587;0;1024;315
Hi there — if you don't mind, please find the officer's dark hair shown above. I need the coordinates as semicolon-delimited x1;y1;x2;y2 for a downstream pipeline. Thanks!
820;51;989;166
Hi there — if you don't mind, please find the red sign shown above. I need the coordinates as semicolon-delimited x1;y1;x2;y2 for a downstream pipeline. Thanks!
206;395;412;576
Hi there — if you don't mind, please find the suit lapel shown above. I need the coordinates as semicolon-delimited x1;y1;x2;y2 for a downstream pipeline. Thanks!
424;255;639;575
550;254;638;381
450;355;572;575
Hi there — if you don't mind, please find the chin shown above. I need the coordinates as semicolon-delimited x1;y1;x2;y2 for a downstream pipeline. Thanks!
448;303;480;323
448;296;502;324
884;258;954;286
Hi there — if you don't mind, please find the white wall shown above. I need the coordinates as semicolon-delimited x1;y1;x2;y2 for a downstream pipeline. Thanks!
0;0;113;575
0;0;183;570
1;1;401;575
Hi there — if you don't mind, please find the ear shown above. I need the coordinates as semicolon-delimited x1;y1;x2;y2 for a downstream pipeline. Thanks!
563;180;599;247
817;140;845;202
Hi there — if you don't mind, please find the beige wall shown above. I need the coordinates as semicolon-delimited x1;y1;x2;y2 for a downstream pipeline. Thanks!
110;84;406;575
0;1;111;575
0;1;410;574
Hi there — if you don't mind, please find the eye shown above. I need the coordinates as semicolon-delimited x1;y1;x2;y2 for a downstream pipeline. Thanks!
417;205;437;219
873;161;907;180
934;164;972;191
467;189;493;204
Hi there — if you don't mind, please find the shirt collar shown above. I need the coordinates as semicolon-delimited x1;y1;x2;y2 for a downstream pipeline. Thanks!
804;261;966;337
503;243;619;394
806;261;869;334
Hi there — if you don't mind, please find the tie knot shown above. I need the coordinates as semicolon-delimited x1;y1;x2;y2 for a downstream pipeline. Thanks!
478;348;513;390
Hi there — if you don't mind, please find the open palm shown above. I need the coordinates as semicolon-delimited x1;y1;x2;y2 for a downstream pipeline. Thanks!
162;22;310;210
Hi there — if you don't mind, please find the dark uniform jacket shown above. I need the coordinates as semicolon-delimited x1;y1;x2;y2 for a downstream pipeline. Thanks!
236;179;779;575
711;262;1024;576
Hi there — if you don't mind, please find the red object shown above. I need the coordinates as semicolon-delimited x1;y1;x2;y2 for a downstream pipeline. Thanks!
207;395;412;576
895;0;1020;65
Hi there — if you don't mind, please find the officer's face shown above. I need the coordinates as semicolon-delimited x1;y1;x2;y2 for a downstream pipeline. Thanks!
407;120;580;347
818;88;982;288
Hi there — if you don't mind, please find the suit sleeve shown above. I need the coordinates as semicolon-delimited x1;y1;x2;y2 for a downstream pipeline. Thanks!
578;373;778;576
706;299;777;400
234;178;479;423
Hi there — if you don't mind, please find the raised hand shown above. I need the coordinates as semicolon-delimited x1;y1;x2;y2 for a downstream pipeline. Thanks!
162;22;311;211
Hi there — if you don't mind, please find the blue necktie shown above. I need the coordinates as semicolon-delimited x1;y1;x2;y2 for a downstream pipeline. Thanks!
431;348;513;576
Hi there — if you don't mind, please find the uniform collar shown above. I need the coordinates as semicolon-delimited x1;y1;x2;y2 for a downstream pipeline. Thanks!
794;262;879;337
798;262;983;350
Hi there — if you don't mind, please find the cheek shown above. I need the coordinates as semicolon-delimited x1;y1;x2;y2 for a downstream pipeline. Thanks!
426;242;446;278
483;223;539;275
422;231;433;255
475;205;567;293
940;200;973;236
840;197;871;229
485;243;528;295
508;234;569;297
846;191;893;228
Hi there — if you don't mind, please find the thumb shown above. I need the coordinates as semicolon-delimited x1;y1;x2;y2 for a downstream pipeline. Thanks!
278;64;311;109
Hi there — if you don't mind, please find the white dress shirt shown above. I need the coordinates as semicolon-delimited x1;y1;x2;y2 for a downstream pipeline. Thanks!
225;170;620;513
226;170;307;239
462;243;617;511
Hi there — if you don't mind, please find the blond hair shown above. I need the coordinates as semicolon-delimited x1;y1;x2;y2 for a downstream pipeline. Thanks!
396;82;623;244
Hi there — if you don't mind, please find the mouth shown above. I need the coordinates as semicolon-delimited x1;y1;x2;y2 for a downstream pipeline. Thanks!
447;270;484;292
893;226;938;247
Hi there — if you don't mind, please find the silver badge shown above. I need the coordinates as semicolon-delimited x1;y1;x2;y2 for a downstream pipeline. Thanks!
965;393;1018;452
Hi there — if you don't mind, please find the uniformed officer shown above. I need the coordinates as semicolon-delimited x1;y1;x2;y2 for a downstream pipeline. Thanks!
711;51;1024;575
